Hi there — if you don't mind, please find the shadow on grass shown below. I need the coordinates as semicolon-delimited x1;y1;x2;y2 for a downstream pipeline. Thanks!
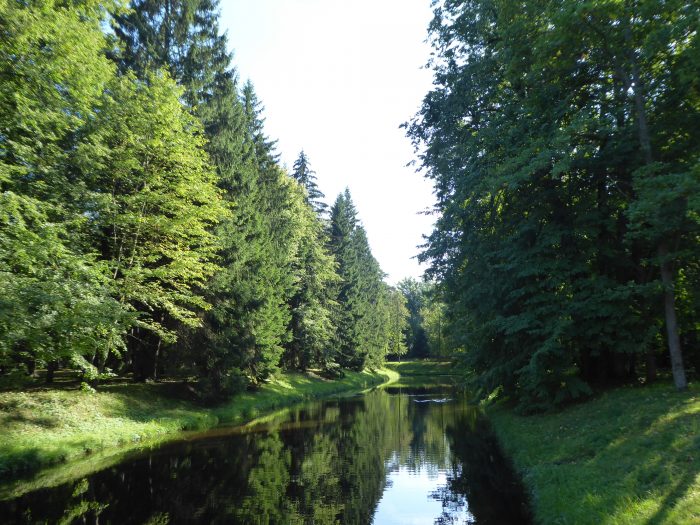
0;369;392;491
503;384;700;524
606;408;699;524
0;399;60;429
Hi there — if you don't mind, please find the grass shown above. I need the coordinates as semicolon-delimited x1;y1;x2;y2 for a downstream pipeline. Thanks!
489;381;700;524
0;367;397;495
385;359;461;387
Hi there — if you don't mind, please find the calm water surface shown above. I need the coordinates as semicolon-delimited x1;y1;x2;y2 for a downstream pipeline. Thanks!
1;386;530;524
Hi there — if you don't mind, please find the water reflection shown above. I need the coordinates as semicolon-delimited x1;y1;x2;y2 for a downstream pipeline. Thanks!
0;387;530;524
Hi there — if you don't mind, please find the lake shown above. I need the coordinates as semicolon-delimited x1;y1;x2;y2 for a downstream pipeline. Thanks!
0;385;530;524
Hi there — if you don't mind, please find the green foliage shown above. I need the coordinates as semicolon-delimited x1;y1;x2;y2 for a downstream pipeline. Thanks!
1;0;396;395
397;278;430;357
409;0;700;409
0;0;129;370
282;178;338;372
291;150;328;217
87;71;223;341
383;286;409;358
327;190;394;369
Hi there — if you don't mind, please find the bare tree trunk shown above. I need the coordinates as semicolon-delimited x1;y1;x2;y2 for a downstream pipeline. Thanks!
658;242;687;390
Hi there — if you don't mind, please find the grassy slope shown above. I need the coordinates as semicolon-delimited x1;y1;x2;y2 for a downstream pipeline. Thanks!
384;359;459;386
490;382;700;525
0;368;397;484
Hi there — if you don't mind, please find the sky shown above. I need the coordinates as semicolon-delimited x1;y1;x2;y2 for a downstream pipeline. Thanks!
219;0;436;284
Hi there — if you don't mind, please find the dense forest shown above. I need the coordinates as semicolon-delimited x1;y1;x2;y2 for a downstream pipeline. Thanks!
4;0;696;416
0;0;416;399
409;0;700;410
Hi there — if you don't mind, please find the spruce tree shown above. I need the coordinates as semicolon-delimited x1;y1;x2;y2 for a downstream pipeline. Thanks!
291;151;328;217
114;0;298;390
327;190;390;370
282;181;338;371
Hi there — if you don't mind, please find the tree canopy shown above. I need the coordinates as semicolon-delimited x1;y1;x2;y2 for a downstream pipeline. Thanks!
0;0;399;396
409;0;700;410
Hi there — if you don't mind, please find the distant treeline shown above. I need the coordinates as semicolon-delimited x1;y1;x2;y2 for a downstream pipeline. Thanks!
0;0;409;398
409;0;700;410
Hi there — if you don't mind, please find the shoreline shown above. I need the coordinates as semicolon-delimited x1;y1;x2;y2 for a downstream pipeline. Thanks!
0;367;398;499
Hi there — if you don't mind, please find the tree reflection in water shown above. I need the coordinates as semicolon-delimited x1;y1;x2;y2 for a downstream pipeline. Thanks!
0;388;530;524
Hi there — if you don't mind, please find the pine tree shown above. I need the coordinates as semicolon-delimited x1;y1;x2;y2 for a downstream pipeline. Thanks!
113;0;234;109
291;151;328;217
282;181;338;371
328;190;363;368
114;0;297;390
327;190;390;370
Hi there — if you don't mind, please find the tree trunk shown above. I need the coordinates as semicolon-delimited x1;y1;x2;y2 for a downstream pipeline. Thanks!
627;30;687;391
45;360;58;384
153;338;162;381
659;242;687;390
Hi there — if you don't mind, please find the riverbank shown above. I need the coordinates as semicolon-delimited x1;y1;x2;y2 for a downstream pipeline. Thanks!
0;368;397;485
385;359;460;387
489;381;699;524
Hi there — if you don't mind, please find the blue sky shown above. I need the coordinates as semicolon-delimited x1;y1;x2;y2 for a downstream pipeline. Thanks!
219;0;436;284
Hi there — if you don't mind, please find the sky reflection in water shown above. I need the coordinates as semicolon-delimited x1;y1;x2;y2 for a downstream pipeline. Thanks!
0;387;529;524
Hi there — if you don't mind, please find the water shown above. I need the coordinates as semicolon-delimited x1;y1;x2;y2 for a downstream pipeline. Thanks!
0;386;530;524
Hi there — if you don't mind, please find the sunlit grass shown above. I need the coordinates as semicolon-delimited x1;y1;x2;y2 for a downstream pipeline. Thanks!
0;368;396;495
384;359;461;388
490;382;700;524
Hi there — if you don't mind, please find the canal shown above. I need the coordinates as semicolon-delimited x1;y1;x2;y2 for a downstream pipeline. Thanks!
1;385;530;524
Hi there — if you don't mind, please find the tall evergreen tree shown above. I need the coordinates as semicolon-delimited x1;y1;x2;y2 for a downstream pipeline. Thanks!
114;0;298;390
328;190;390;369
328;190;363;368
282;181;338;371
291;151;328;217
113;0;233;110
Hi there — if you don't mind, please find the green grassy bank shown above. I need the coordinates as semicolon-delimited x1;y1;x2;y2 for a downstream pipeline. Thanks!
0;368;397;487
489;382;700;524
384;359;461;387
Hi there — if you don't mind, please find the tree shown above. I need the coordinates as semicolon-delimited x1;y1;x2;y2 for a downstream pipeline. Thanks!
0;0;131;377
291;151;328;217
282;181;338;371
114;0;299;390
397;278;430;358
408;0;700;409
84;72;224;379
113;0;233;111
384;287;409;359
327;190;390;369
327;190;364;368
